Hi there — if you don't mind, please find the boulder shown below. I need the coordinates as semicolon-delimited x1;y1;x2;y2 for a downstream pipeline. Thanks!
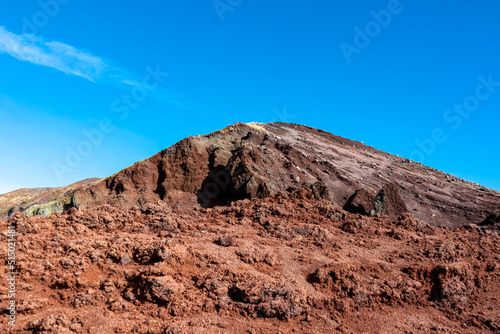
343;189;375;215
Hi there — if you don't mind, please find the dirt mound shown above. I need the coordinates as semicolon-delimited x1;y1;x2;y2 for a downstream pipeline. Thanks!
1;122;499;333
1;189;499;333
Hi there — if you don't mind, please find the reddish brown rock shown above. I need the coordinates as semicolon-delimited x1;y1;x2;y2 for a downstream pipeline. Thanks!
343;188;376;215
478;212;500;231
372;183;408;218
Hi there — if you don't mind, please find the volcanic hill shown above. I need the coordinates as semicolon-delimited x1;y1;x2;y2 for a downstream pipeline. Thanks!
0;122;499;333
3;122;497;226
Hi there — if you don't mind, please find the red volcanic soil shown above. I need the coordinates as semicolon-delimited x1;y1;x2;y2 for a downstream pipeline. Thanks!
1;191;498;333
0;122;499;333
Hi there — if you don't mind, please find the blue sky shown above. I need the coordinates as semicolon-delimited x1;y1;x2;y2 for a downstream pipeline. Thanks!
0;0;499;194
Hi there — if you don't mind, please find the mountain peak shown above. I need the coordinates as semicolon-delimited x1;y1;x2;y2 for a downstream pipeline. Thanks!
2;122;498;226
69;122;499;227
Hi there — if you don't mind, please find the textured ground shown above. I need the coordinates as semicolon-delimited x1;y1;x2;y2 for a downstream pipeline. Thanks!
1;189;498;333
0;122;499;333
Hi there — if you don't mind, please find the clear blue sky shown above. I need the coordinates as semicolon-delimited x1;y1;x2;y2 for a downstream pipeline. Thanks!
0;0;499;194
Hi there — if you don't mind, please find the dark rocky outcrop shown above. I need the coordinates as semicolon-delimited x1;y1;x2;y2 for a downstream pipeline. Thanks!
478;213;500;231
371;183;408;218
343;189;376;215
344;183;408;219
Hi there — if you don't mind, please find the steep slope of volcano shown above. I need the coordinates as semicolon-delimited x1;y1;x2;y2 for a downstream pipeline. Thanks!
70;122;499;227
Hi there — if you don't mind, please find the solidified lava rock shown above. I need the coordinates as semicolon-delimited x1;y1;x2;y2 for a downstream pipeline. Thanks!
343;188;376;215
478;213;500;230
139;275;181;304
372;183;408;218
344;183;408;219
309;181;330;201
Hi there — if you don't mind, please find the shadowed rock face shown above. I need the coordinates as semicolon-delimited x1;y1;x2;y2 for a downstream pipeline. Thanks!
478;213;500;231
2;122;499;227
343;183;408;219
372;183;408;218
343;188;375;215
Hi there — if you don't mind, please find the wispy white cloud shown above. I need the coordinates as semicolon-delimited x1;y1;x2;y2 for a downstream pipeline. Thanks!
0;26;136;84
0;27;197;110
